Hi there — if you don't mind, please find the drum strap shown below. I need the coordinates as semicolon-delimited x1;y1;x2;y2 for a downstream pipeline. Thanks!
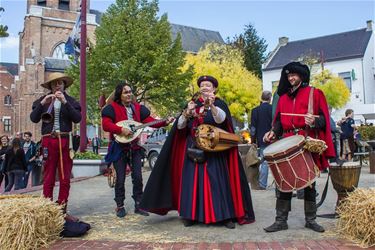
316;172;330;208
308;87;314;115
306;87;319;139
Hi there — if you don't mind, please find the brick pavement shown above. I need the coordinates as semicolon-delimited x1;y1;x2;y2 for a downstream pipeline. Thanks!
47;239;374;250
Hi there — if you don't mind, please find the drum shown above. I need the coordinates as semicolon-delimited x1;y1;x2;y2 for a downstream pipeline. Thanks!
329;161;361;207
263;135;318;192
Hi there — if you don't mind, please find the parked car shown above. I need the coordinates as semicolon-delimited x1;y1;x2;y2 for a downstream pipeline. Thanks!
142;128;168;169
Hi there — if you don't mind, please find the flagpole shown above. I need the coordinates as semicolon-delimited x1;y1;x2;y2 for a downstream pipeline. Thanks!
79;0;87;152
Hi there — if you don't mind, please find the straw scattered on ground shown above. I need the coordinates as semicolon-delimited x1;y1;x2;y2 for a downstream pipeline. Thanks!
81;213;192;243
336;188;375;248
0;195;65;250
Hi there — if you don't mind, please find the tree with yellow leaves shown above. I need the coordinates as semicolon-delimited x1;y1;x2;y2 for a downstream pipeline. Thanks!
311;70;350;109
183;43;262;122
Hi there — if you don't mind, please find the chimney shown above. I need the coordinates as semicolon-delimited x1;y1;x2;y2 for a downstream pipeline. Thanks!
366;20;373;31
278;37;289;46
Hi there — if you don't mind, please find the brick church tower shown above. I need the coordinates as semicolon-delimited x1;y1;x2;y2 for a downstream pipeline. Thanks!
15;0;98;140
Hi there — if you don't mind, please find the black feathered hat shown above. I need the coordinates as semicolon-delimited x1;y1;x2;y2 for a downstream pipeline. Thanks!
197;75;218;88
277;62;310;96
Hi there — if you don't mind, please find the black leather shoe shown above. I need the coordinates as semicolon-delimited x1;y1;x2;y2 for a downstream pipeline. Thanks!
116;207;127;218
134;208;149;216
223;220;235;229
305;221;325;233
183;219;195;227
264;221;288;232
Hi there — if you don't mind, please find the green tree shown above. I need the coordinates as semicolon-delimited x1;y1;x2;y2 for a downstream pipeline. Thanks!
229;23;267;78
0;7;9;37
311;70;350;109
67;0;193;122
183;43;262;122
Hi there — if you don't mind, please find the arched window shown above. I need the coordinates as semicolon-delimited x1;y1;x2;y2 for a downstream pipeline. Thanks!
52;43;69;60
4;95;12;106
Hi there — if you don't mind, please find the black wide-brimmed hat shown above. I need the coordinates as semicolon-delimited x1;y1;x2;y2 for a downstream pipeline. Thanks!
277;62;310;96
197;75;218;88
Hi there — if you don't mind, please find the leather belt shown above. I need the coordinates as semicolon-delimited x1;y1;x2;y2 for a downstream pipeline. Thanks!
42;131;70;138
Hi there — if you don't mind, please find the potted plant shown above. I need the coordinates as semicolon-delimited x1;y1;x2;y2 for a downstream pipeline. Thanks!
72;151;107;178
358;125;375;149
357;124;375;174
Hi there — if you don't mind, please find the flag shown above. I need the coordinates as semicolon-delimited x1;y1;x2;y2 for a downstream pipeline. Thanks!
65;13;81;60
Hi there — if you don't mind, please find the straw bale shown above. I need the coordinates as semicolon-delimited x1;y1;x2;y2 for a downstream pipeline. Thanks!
0;195;64;250
336;188;375;248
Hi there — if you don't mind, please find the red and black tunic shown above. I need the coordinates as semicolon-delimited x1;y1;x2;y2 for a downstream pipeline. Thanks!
273;85;335;170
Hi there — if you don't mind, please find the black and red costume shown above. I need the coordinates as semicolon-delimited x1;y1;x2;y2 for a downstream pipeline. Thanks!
140;95;255;225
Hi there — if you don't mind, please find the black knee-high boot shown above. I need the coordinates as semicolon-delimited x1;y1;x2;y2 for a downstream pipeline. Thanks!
264;199;291;233
304;200;325;233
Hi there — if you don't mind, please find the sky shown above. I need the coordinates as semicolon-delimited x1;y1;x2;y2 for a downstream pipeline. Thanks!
0;0;374;63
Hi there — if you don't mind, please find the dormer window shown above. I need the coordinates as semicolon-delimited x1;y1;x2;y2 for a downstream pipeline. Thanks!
59;0;70;11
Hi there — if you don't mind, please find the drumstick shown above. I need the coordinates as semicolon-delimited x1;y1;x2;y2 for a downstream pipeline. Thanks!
281;113;319;118
57;133;65;181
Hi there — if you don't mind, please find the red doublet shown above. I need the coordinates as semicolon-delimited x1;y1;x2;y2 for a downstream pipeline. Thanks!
274;86;335;170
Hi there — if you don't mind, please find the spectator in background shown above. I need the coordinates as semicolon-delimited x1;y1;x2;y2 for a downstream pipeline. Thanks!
328;107;339;166
92;135;101;154
15;131;24;145
4;138;27;192
33;139;44;186
0;135;10;189
22;132;37;188
250;90;273;190
338;109;356;161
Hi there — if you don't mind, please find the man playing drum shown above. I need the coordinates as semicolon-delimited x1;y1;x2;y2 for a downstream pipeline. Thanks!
263;62;335;233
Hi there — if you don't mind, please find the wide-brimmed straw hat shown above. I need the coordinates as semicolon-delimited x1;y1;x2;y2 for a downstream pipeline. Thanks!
41;72;73;90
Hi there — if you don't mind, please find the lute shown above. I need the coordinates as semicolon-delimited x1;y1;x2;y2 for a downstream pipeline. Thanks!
114;118;171;144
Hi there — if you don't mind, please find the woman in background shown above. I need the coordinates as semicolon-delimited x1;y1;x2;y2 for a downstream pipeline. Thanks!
4;137;27;191
0;135;10;189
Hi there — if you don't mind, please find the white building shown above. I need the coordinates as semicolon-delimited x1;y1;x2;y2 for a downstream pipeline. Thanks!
262;20;375;122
